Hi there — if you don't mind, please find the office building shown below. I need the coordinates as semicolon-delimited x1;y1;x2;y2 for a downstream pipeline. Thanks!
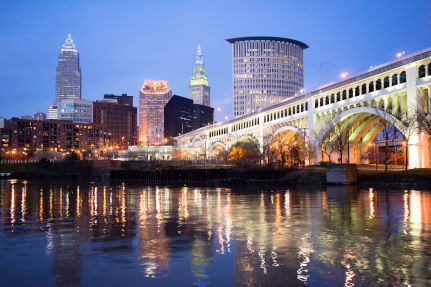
188;44;210;106
139;80;172;144
55;34;82;104
226;36;308;117
164;95;214;139
93;96;137;149
58;99;93;123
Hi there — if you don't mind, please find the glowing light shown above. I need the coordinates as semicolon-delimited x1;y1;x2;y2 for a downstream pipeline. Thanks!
396;51;406;58
340;72;349;79
216;107;221;112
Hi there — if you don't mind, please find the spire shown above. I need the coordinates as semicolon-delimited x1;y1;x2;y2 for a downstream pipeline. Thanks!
195;43;203;65
61;33;77;52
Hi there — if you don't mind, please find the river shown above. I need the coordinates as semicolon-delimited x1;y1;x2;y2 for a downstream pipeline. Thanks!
0;180;430;286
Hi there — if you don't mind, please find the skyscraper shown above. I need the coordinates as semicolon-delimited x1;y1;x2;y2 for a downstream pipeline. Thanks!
55;34;81;104
139;80;172;144
188;44;210;106
226;36;308;117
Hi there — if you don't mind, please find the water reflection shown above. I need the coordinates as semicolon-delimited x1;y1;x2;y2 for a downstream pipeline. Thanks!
0;180;431;286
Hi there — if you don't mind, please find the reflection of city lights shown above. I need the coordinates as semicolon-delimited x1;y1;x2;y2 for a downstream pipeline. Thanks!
344;264;356;287
369;188;375;219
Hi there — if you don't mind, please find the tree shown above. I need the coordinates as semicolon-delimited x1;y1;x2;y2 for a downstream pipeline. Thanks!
228;139;260;167
327;122;350;164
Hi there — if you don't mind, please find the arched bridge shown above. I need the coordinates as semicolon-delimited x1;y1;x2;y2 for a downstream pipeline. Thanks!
176;49;431;168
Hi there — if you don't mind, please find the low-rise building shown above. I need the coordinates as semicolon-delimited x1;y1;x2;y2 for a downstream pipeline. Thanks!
0;117;111;153
93;95;137;149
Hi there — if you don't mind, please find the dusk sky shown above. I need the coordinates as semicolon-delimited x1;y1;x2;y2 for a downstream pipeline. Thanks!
1;0;430;122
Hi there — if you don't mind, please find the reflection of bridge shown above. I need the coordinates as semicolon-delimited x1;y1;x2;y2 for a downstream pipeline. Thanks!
176;49;431;168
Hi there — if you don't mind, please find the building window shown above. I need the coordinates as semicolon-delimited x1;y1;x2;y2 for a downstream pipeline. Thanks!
348;88;353;98
342;90;347;100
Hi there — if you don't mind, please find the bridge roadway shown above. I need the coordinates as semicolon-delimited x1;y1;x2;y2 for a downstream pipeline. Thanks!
176;48;431;168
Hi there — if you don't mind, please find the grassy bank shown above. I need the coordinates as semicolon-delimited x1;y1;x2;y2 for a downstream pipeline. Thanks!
0;162;39;173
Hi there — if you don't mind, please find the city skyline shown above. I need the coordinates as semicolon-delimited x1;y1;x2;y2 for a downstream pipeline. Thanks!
0;0;430;122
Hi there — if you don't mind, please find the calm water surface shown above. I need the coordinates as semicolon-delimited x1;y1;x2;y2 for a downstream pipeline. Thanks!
0;180;430;287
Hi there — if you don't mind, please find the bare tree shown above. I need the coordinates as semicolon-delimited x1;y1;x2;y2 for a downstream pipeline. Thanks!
328;121;350;164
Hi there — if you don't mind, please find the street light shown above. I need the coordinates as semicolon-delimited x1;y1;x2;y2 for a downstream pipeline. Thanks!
396;51;406;58
402;141;407;169
368;142;378;170
340;72;349;79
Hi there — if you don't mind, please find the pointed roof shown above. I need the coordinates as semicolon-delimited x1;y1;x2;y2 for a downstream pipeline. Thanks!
195;43;203;65
61;34;77;52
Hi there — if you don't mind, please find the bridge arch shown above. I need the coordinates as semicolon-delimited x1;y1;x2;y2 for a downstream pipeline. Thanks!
317;107;407;145
190;136;204;147
235;134;259;147
268;125;304;145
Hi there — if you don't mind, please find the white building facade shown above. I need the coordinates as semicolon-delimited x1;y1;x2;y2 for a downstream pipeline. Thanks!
226;36;308;117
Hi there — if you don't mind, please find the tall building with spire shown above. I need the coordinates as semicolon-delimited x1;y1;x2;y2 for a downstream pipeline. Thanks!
188;44;210;107
55;34;81;104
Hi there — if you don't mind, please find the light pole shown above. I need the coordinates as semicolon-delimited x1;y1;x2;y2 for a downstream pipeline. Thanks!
403;141;407;170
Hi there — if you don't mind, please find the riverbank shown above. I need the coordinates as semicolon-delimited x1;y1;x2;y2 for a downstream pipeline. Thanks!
1;161;431;188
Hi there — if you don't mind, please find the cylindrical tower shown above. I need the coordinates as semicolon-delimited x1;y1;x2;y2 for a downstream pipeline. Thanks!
226;36;308;117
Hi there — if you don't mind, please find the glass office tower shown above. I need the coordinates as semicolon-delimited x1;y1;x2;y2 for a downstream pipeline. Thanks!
55;34;82;104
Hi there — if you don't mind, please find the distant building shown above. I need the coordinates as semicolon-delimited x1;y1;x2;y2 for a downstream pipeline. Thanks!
48;105;58;120
102;94;133;106
164;95;214;139
58;99;93;123
0;117;4;129
0;118;110;151
139;80;172;144
20;116;34;120
93;97;137;149
34;112;47;121
226;36;308;117
56;34;81;104
188;44;210;106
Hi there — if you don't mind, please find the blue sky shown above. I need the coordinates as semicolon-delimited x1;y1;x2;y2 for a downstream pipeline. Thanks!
0;0;430;121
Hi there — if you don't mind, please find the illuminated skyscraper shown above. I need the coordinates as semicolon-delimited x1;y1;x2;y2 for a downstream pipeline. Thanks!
188;44;210;107
55;34;81;104
139;80;172;144
226;36;308;117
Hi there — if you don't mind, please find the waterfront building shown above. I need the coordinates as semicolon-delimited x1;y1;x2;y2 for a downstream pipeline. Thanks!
48;105;58;120
58;99;93;123
93;96;137;149
55;34;82;104
139;80;172;144
0;117;4;128
226;36;308;117
164;95;213;139
188;44;210;106
0;118;110;152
